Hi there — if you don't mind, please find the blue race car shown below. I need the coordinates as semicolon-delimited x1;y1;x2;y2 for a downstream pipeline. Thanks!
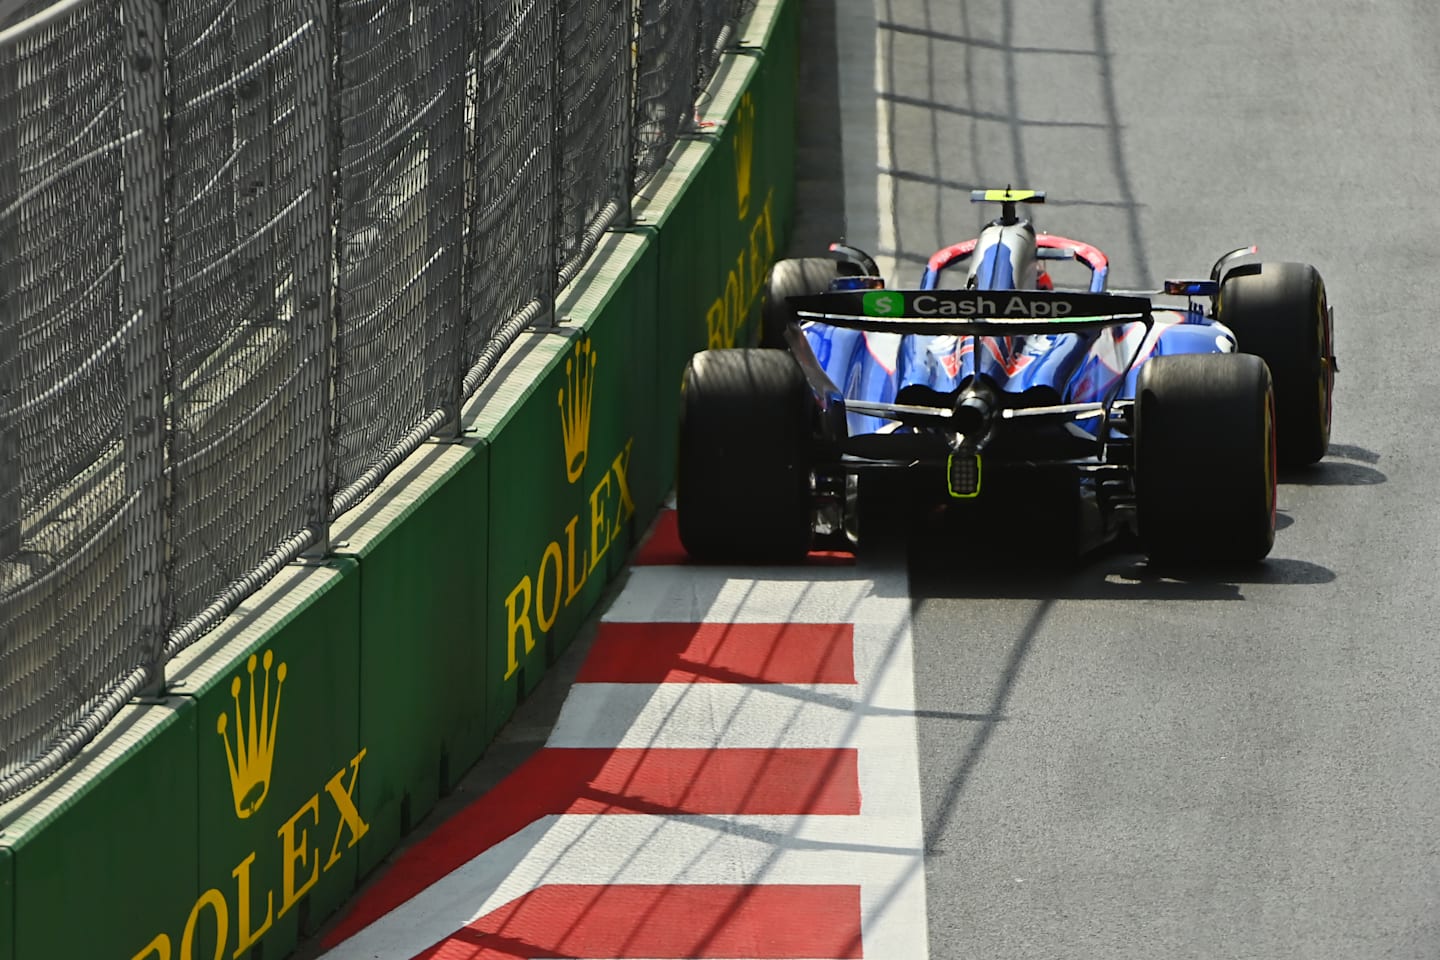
676;189;1336;564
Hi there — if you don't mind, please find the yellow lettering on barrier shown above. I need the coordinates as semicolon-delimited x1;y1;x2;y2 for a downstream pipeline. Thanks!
277;795;320;919
733;92;755;221
536;542;563;632
131;713;373;960
131;934;171;960
564;516;588;604
324;749;370;870
705;189;776;349
504;576;534;681
589;473;611;575
611;439;635;522
704;299;726;351
748;193;775;305
230;852;272;958
502;435;637;680
180;889;227;960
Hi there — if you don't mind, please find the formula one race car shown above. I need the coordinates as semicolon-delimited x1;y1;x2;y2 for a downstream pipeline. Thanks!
676;189;1336;563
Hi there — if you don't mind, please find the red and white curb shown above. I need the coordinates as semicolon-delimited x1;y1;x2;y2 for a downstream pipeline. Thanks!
319;510;929;959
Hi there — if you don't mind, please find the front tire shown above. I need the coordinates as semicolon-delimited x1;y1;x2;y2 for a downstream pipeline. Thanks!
1134;353;1277;563
1216;261;1334;465
677;349;814;561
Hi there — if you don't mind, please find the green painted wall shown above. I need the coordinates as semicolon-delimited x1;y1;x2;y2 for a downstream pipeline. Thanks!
332;440;489;878
571;232;661;581
165;559;361;960
471;232;655;738
0;846;12;960
0;701;198;960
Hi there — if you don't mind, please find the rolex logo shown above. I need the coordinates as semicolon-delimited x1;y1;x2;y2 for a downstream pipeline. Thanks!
216;650;287;820
558;339;596;484
733;92;755;221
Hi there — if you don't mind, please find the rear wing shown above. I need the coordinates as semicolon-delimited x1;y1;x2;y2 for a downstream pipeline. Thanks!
789;288;1153;336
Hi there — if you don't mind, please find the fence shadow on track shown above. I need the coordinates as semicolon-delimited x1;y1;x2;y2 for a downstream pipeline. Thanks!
875;0;1153;287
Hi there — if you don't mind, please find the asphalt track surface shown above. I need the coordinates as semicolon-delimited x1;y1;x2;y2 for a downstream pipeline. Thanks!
797;1;1440;957
298;3;1440;957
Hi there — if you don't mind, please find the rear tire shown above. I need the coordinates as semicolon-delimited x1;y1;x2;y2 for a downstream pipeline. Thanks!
760;258;845;348
677;349;814;561
1216;261;1333;465
1134;353;1277;563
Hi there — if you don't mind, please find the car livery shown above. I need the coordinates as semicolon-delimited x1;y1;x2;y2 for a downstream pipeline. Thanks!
676;189;1336;565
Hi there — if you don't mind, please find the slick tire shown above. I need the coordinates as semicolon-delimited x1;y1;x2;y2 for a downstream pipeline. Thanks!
1134;353;1277;564
677;349;814;561
760;258;845;348
1216;261;1334;465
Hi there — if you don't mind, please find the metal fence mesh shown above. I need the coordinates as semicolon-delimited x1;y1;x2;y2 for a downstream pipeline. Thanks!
164;0;333;634
0;0;158;786
333;0;467;490
556;0;629;285
696;0;745;91
633;0;702;191
463;0;555;363
0;0;748;801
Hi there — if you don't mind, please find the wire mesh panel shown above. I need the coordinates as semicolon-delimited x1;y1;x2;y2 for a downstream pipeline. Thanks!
0;0;165;788
463;0;556;365
695;0;746;92
164;0;333;638
554;0;628;285
332;0;469;491
633;0;701;191
0;0;754;801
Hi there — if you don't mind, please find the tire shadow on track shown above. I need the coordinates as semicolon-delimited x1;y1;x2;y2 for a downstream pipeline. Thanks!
897;518;1336;602
1281;442;1386;486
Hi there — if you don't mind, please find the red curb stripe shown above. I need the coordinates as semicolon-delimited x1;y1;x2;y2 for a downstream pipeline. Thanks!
578;621;857;684
324;748;861;948
635;510;856;566
414;883;864;959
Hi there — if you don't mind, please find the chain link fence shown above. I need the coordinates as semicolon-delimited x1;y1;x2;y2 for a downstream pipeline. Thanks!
0;0;752;803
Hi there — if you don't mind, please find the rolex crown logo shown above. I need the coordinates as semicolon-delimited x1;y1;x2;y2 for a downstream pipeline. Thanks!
733;92;755;221
216;649;287;820
558;339;597;484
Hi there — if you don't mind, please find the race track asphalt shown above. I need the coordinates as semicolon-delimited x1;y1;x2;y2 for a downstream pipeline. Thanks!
796;1;1440;956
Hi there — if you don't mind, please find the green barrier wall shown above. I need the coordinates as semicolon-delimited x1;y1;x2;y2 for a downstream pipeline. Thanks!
470;231;656;739
331;440;489;878
0;2;797;955
0;701;198;960
751;0;800;249
157;559;361;960
635;138;715;502
0;847;12;960
570;232;661;584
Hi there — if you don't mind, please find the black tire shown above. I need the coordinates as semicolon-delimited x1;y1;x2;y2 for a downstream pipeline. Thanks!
1134;353;1277;563
760;257;845;348
677;349;814;561
1216;261;1334;466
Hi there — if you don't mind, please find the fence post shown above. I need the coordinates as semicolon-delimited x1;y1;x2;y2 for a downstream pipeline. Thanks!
0;47;18;567
300;0;336;557
543;0;561;328
121;0;171;696
615;0;635;228
426;0;468;440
